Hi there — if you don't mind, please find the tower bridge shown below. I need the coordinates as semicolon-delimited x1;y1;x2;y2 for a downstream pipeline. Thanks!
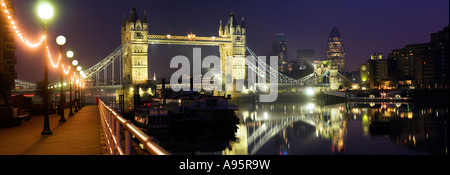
13;7;351;98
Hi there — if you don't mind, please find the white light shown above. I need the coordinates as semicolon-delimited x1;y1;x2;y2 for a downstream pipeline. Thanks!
72;60;78;66
305;88;315;96
66;51;74;58
77;66;82;71
306;103;315;110
38;3;54;20
56;35;66;46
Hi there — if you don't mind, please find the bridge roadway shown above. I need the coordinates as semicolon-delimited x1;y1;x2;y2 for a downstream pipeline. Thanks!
0;106;104;155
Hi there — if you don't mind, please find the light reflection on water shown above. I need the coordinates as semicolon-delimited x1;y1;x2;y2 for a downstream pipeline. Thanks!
224;102;449;155
150;102;448;155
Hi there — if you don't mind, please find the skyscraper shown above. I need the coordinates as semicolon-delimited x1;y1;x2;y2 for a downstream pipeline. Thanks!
272;34;288;73
326;27;345;72
431;26;449;87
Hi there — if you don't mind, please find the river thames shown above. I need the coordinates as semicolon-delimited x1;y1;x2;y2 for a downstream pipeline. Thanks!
145;101;448;155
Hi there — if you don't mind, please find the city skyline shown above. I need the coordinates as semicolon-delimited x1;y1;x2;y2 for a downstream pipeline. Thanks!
12;0;449;82
1;0;449;160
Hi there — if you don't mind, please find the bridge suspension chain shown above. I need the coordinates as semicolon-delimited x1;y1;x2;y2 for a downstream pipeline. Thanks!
246;46;297;84
246;46;321;85
84;43;128;79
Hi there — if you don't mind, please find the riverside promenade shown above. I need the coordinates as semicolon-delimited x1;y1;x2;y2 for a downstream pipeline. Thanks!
0;105;104;155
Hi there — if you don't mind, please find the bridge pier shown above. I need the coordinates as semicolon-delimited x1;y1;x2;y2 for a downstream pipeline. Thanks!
317;91;347;105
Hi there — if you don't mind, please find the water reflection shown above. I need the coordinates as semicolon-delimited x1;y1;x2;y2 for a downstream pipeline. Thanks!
144;102;448;155
144;125;238;155
226;102;449;155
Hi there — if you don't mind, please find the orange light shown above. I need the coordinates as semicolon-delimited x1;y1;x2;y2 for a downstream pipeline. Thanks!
1;0;45;48
188;33;196;40
62;64;71;74
46;46;61;68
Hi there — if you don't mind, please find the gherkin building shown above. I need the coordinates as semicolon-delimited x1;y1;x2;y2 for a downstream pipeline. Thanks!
326;27;346;72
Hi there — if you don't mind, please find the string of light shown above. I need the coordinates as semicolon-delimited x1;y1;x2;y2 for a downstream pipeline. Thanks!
46;46;61;68
1;0;72;73
63;64;71;74
1;0;45;48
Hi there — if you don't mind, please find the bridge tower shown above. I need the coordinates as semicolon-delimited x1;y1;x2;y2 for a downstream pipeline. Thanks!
219;10;246;91
121;6;149;85
329;66;340;90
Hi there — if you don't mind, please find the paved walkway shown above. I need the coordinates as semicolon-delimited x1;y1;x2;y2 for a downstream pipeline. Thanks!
0;105;103;155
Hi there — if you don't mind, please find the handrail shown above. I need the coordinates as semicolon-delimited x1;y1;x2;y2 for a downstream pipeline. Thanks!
97;99;170;155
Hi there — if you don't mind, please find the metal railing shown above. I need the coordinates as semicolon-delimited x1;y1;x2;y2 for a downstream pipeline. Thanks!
97;99;170;155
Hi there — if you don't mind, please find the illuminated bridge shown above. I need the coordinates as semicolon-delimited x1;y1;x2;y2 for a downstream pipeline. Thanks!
13;8;352;98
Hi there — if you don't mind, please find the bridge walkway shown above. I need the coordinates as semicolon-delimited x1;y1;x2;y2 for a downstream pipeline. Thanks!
0;106;105;155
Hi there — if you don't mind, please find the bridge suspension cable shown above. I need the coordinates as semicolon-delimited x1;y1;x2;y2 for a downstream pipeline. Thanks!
84;43;128;79
246;46;322;85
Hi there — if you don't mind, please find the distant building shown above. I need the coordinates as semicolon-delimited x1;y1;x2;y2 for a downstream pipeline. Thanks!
371;52;383;60
297;49;314;70
326;27;346;72
360;63;370;88
371;52;389;88
430;26;449;88
360;52;390;89
388;43;434;88
384;26;448;89
272;34;288;73
0;0;16;80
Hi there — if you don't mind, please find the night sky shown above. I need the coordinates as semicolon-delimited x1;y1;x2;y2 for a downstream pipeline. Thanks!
12;0;449;83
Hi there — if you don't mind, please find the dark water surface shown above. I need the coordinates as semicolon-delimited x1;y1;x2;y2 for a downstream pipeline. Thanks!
146;102;448;155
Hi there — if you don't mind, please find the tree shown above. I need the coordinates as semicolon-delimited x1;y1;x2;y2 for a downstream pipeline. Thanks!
35;80;54;103
0;72;14;107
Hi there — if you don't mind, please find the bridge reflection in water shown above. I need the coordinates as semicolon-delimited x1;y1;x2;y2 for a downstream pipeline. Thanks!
219;102;448;155
114;100;448;155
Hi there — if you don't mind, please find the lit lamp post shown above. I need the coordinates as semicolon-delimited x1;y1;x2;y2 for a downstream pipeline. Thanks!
80;71;86;108
38;3;54;135
56;35;66;122
67;51;74;116
72;59;79;112
76;66;82;111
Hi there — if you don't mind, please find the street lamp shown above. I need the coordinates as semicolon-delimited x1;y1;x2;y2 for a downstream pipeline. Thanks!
38;2;54;135
66;51;74;116
67;50;74;58
56;35;66;122
76;66;83;110
67;51;74;116
38;3;54;21
72;59;78;67
72;59;79;112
